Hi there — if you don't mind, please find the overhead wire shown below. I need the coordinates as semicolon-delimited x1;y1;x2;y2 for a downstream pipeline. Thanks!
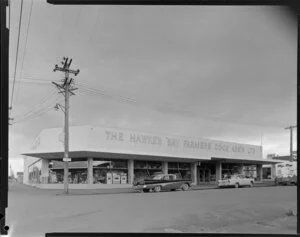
9;76;53;82
77;81;287;129
10;0;24;117
12;95;65;125
13;89;58;121
77;82;138;104
76;81;184;113
14;0;34;108
12;106;56;124
88;7;101;44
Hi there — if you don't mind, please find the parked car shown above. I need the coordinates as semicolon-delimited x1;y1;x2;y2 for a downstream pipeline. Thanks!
133;173;192;193
275;175;297;186
218;174;254;188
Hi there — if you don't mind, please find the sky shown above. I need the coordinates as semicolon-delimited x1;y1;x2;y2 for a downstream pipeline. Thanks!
8;2;297;174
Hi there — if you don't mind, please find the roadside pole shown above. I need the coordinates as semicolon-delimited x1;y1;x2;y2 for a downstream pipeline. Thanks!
53;57;79;194
285;125;297;162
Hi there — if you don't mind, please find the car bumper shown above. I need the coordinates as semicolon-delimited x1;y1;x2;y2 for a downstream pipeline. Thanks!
218;184;234;188
133;185;149;190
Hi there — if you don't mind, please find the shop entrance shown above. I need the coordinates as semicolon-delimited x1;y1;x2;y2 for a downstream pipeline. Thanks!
198;168;210;183
197;162;216;184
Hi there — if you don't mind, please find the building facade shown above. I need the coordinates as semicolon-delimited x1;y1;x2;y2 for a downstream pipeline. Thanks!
263;154;297;180
22;126;278;189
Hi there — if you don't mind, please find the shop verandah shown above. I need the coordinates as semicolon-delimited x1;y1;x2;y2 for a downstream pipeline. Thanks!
24;151;276;188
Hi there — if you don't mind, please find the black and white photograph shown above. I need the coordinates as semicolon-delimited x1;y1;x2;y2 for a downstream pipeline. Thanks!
4;1;298;236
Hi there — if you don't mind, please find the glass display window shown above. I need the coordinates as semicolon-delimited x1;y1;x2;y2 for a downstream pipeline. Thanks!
134;160;147;169
178;162;190;170
147;161;162;169
28;159;42;184
110;159;127;169
168;162;178;169
93;158;129;184
134;170;150;181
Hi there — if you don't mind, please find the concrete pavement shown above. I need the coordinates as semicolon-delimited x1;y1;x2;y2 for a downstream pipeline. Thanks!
10;181;277;196
6;183;297;237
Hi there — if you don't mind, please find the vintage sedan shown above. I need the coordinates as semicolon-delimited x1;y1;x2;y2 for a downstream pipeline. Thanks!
133;173;192;192
218;174;254;188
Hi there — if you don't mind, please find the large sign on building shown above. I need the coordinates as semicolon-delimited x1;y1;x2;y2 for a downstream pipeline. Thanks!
25;126;263;161
89;127;263;160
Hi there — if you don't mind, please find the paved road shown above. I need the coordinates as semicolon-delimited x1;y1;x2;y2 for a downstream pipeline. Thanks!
6;184;297;237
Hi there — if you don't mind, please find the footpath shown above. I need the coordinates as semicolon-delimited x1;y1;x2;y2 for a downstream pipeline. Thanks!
55;181;277;196
9;181;277;196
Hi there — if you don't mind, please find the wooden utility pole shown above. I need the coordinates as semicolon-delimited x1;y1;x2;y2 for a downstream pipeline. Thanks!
53;57;79;194
285;125;297;162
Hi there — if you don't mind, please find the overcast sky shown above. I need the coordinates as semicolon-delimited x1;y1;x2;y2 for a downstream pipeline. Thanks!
8;2;297;173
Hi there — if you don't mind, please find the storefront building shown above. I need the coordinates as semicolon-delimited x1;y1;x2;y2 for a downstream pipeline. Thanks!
22;126;278;189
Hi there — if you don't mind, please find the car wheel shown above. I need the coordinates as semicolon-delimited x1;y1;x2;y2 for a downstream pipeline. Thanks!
142;189;150;193
235;183;239;188
154;185;161;192
181;183;189;191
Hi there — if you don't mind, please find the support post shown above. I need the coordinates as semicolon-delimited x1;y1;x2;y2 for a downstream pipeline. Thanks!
285;125;297;162
63;76;70;192
53;57;80;194
23;156;29;185
87;157;93;184
191;162;197;185
128;160;134;184
256;164;263;182
162;161;168;174
216;161;222;181
41;159;49;184
271;164;276;180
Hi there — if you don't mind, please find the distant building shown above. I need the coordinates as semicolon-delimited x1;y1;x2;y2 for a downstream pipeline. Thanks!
263;153;297;180
269;153;297;162
16;172;24;183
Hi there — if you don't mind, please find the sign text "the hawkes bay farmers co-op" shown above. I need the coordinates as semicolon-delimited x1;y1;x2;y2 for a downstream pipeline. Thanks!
105;130;257;155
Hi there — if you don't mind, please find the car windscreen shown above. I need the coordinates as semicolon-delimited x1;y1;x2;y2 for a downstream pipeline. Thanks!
222;175;231;180
149;175;163;180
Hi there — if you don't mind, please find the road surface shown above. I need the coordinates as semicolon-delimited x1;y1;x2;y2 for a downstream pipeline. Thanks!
6;183;298;237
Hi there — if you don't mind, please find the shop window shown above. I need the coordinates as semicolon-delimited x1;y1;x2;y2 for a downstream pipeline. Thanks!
178;162;190;170
93;159;111;168
93;159;128;184
111;160;127;169
134;170;150;181
28;159;42;184
148;161;162;169
134;161;147;169
168;162;178;169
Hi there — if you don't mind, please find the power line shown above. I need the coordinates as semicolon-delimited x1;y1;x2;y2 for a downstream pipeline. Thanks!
10;0;24;116
13;90;58;120
14;0;34;107
88;8;101;44
9;76;52;82
77;83;137;104
12;106;55;124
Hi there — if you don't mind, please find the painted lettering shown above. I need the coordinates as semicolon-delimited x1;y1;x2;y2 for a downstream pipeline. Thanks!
105;131;111;140
231;146;245;153
105;131;124;141
129;133;136;142
119;132;124;141
166;137;180;148
215;143;229;152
